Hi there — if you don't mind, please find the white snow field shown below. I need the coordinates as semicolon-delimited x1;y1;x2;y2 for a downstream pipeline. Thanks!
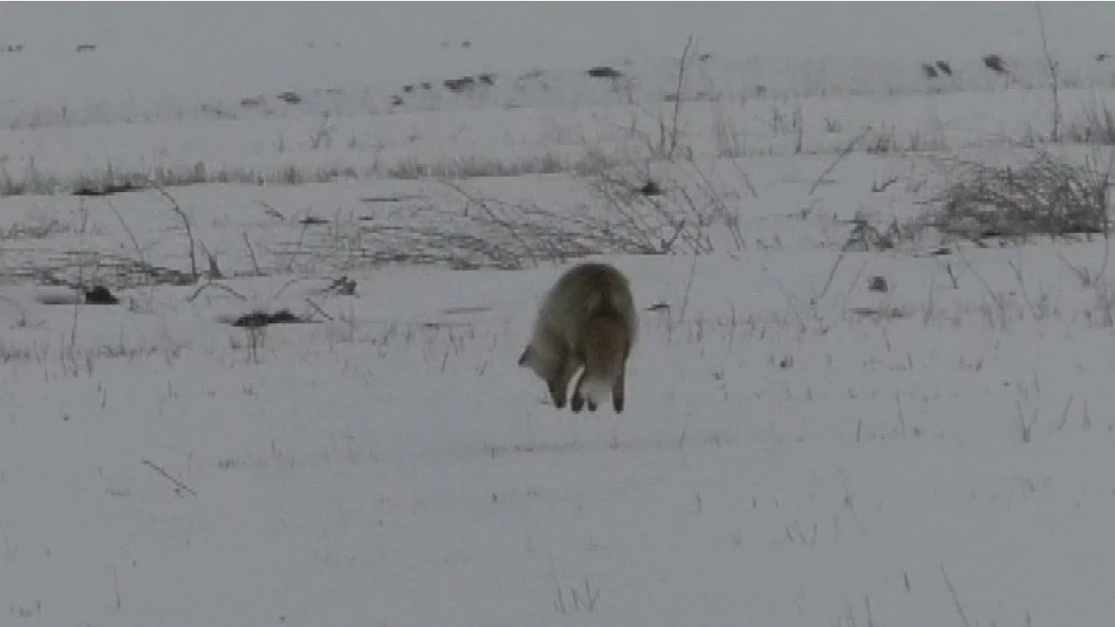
3;3;1115;626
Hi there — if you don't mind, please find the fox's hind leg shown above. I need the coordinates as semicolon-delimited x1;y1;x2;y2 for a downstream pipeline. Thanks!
547;349;579;410
611;361;626;413
572;375;603;412
570;365;603;413
547;378;567;409
570;389;584;413
570;368;586;413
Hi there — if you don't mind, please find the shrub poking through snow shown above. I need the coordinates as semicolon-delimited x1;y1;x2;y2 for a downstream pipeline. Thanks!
931;149;1113;240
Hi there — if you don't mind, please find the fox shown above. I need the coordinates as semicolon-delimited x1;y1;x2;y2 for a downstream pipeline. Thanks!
518;262;637;413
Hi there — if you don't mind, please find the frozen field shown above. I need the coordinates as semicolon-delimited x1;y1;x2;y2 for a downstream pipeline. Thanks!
2;4;1115;626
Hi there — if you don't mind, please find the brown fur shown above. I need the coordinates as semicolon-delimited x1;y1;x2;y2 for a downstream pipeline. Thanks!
518;263;637;413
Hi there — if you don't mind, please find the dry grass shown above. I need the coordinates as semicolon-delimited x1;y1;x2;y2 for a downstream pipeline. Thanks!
0;151;625;198
271;184;671;273
1062;99;1115;145
929;147;1113;240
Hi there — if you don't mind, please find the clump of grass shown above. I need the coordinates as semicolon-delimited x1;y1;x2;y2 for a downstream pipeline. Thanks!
1062;100;1115;145
930;147;1112;240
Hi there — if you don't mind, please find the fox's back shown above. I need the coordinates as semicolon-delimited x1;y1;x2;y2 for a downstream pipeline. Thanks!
536;263;637;345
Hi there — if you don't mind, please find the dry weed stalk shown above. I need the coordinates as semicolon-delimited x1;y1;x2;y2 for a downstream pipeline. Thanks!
1035;3;1061;142
146;178;199;282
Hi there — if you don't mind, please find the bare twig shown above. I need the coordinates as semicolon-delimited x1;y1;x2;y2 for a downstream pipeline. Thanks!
871;176;900;193
666;36;694;161
682;158;745;251
242;232;262;275
1085;145;1114;284
258;199;285;220
204;247;223;280
759;262;808;333
308;112;333;149
304;297;334;322
677;252;699;322
441;179;533;268
943;261;960;289
68;199;91;367
1016;399;1039;443
809;126;873;196
112;563;122;610
102;197;146;266
726;155;759;198
940;563;972;627
140;458;197;497
813;249;847;305
1035;3;1061;142
1056;394;1074;431
285;219;312;273
1057;252;1094;286
186;281;248;303
146;178;198;281
1007;259;1041;320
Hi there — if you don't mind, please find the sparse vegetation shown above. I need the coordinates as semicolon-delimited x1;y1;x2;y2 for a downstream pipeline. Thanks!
1062;99;1115;145
930;147;1112;240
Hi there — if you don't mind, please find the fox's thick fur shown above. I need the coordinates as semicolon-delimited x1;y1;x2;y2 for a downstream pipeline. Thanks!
518;262;637;413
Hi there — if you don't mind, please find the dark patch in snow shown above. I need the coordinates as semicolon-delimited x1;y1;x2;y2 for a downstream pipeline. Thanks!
73;182;143;197
85;285;119;305
982;54;1007;74
36;285;120;306
277;91;302;104
586;66;623;79
867;276;889;293
638;180;664;196
229;309;310;328
444;76;477;93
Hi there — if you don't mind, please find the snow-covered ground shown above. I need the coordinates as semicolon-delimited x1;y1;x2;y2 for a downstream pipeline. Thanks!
2;3;1115;626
